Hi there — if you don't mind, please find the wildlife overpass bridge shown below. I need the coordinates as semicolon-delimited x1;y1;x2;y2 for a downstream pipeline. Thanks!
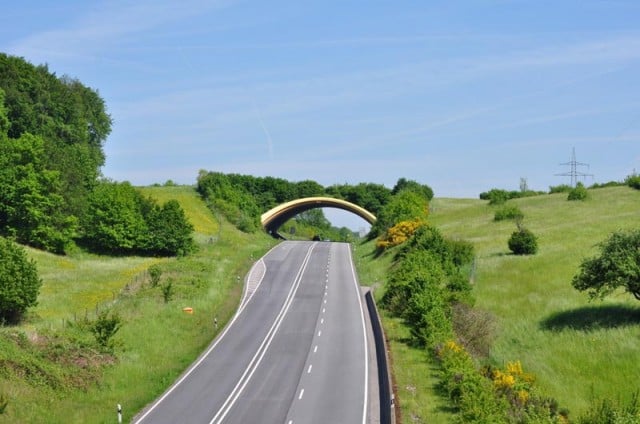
261;196;376;237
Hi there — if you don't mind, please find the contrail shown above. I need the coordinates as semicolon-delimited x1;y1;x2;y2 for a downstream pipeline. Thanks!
253;103;274;160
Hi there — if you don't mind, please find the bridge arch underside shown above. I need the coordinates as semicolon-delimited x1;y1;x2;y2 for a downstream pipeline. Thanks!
261;197;376;238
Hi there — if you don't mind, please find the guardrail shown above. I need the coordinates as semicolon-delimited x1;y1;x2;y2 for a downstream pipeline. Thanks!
365;290;393;424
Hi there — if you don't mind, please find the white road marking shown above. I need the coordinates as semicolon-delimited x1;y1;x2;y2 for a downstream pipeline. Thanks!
307;365;312;374
317;330;322;337
208;243;318;424
346;244;369;424
132;243;280;424
313;345;318;353
298;389;305;400
322;308;325;314
320;318;324;324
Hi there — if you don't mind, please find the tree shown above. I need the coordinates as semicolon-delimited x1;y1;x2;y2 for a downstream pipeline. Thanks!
0;54;112;219
0;132;75;253
0;237;42;323
370;189;428;238
391;177;434;200
145;200;195;256
572;229;640;301
81;180;148;252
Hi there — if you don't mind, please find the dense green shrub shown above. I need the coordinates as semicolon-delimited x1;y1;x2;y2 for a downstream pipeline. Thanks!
480;188;510;205
572;229;640;301
549;184;572;194
508;227;538;255
568;182;588;201
590;180;624;189
0;237;42;324
494;204;524;222
625;174;640;190
480;188;545;205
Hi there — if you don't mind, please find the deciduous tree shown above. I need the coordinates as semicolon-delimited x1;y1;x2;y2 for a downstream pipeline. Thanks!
572;229;640;301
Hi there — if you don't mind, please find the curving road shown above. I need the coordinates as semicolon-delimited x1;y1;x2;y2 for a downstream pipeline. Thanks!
133;241;369;424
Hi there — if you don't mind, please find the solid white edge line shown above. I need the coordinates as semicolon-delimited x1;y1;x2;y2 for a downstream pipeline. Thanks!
132;241;282;424
347;243;369;424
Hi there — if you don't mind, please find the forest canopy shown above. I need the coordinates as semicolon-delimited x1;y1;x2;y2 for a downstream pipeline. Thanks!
0;53;193;256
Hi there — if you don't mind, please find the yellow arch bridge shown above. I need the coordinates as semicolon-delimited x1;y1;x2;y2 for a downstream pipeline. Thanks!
261;197;377;238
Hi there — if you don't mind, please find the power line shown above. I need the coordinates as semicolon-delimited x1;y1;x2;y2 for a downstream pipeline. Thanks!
555;147;593;187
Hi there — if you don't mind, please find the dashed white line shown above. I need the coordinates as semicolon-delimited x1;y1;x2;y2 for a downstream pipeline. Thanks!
322;308;325;314
313;345;318;353
307;365;313;374
298;389;305;400
320;318;324;324
317;330;322;337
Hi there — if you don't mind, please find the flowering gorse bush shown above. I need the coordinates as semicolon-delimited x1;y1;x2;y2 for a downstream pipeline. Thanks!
436;341;567;423
376;218;426;251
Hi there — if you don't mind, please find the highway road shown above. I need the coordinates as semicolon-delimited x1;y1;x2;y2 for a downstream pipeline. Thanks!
134;241;369;424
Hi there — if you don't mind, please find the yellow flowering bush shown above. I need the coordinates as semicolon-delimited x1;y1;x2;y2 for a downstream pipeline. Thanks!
376;218;426;250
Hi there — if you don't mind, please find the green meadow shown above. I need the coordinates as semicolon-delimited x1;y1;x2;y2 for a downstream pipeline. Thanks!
355;185;640;421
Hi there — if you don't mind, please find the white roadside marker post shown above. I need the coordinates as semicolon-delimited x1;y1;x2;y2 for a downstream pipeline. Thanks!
117;403;122;423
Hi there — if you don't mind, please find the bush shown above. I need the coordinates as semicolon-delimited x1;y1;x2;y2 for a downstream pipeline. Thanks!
508;227;538;255
625;174;640;190
161;280;174;303
148;265;162;287
480;189;510;205
568;182;588;201
0;237;42;324
494;205;524;222
91;310;122;351
376;218;426;251
549;184;572;194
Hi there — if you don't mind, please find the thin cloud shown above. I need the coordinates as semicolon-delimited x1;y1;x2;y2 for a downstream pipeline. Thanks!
7;0;232;59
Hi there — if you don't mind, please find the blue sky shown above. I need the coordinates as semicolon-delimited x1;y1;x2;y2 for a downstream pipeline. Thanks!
2;1;639;227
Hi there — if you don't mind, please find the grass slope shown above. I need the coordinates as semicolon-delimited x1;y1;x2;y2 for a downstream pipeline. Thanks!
429;186;640;416
0;186;275;423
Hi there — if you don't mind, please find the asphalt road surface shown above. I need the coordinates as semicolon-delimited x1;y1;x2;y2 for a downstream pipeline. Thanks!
134;241;369;424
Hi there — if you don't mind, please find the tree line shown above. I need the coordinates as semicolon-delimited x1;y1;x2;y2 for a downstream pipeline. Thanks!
196;170;433;236
0;53;194;256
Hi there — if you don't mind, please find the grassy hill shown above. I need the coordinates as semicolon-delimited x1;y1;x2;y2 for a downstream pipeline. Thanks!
3;184;638;422
0;185;275;423
355;185;640;421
